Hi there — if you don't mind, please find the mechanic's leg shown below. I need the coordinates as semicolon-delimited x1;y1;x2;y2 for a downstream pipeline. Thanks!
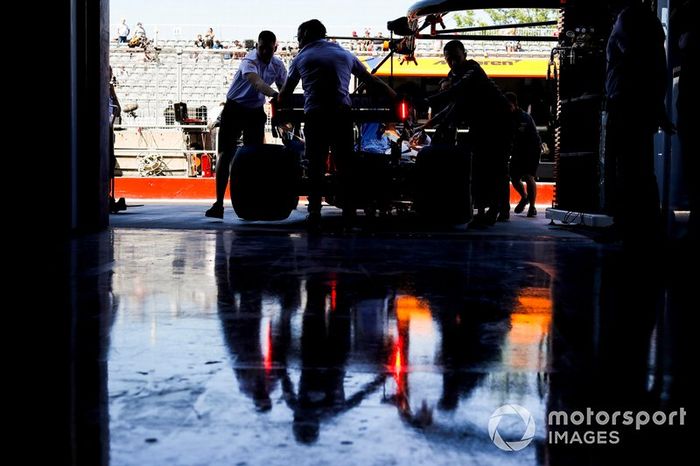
618;131;660;242
496;149;511;219
525;174;537;206
524;174;538;217
331;112;356;221
511;174;527;201
213;102;243;206
471;152;494;224
214;140;243;206
484;156;509;222
241;106;267;145
605;110;624;221
109;129;116;209
498;172;511;219
511;171;528;214
303;116;328;216
471;153;488;216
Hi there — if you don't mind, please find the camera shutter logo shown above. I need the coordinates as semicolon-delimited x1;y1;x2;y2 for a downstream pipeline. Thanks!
488;404;536;451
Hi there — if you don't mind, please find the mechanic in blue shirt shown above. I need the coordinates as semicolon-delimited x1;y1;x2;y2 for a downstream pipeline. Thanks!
205;30;287;219
278;19;396;230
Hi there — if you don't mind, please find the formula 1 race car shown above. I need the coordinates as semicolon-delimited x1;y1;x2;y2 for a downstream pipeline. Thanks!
228;93;472;224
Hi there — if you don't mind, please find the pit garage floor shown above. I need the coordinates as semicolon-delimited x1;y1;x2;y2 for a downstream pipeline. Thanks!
110;202;577;238
71;202;693;465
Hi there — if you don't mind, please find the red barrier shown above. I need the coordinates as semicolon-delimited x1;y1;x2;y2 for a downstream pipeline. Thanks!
115;177;555;204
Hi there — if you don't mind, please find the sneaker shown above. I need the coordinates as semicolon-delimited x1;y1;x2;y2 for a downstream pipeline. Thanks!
527;206;537;217
514;197;528;214
205;203;224;219
114;197;127;212
497;210;510;222
109;196;127;213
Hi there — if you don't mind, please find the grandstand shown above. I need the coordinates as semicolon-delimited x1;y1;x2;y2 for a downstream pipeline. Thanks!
109;31;554;176
111;47;237;125
110;29;554;124
111;30;553;111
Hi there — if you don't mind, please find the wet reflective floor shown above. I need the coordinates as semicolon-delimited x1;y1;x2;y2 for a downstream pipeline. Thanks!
71;223;694;465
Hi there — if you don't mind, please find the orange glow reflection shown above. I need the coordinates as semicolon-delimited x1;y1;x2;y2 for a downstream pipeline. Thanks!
506;287;552;369
396;295;432;336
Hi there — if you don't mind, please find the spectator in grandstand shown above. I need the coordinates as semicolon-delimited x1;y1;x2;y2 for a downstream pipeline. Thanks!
603;0;674;244
504;27;519;53
424;40;513;226
205;30;287;219
134;22;146;39
127;22;146;48
213;40;224;49
117;19;130;43
363;27;373;52
278;19;397;230
194;34;205;48
204;28;215;48
505;92;540;218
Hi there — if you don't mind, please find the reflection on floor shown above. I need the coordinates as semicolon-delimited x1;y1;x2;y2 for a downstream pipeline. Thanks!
71;226;693;465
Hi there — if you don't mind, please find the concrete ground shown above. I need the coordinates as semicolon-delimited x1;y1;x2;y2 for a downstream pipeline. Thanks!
68;202;693;465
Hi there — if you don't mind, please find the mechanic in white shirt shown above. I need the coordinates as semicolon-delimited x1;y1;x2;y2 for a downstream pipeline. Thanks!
205;30;287;219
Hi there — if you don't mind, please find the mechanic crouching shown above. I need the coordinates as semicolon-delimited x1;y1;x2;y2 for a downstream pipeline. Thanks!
424;40;513;226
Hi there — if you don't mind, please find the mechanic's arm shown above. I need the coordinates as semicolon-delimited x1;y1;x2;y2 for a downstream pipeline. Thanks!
275;65;288;94
421;103;455;130
245;72;279;98
277;63;300;103
427;83;458;108
426;71;475;107
353;58;397;100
